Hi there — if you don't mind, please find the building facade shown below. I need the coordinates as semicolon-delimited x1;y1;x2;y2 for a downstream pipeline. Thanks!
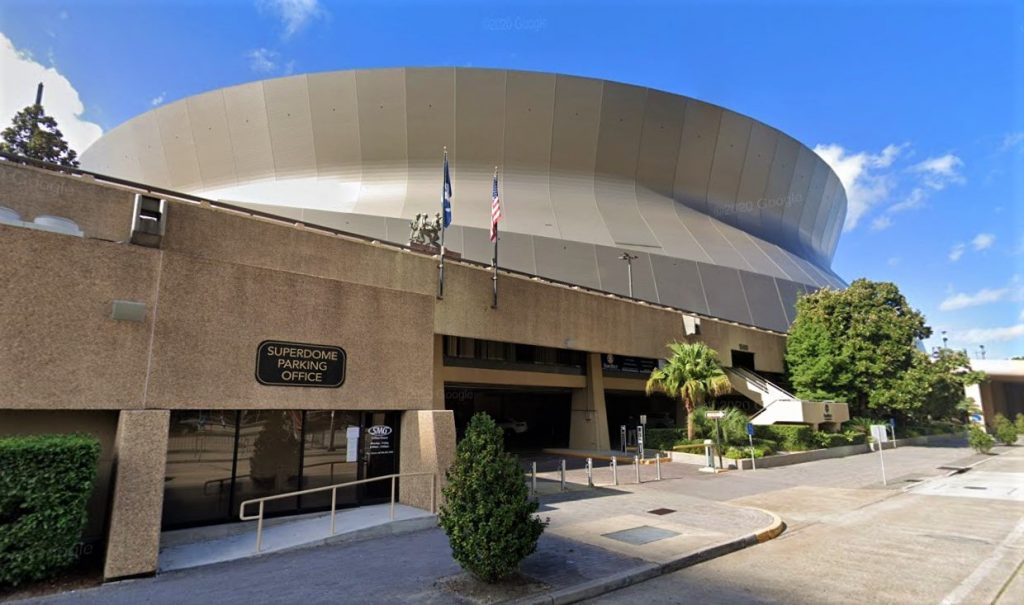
0;68;847;581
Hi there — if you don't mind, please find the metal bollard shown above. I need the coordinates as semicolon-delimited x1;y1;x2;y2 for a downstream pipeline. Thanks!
611;456;618;485
531;461;537;496
656;453;662;480
634;455;641;483
560;459;567;492
586;457;593;487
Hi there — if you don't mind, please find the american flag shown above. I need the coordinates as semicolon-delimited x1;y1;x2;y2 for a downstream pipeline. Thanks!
490;170;502;242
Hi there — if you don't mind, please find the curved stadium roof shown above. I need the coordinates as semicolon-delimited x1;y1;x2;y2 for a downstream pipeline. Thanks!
81;67;847;333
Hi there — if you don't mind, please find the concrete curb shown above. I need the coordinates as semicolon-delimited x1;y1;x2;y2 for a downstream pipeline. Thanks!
511;509;787;605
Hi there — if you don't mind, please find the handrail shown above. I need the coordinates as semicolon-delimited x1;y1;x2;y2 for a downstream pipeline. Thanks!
238;471;436;552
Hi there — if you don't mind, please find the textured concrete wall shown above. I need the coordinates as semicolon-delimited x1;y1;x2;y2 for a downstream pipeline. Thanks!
0;226;159;410
569;353;611;450
398;410;456;511
144;252;435;410
0;163;133;242
435;260;686;360
699;318;788;374
104;410;170;580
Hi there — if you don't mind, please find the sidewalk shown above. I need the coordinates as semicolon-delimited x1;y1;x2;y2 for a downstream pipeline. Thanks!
17;467;782;605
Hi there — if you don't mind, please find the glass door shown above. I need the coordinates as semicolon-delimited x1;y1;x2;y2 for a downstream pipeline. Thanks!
360;412;400;503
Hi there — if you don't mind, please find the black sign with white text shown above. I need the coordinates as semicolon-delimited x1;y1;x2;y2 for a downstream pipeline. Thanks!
256;340;346;388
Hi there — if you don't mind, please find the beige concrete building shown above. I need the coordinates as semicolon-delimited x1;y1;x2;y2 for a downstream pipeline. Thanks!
0;69;847;581
965;359;1024;428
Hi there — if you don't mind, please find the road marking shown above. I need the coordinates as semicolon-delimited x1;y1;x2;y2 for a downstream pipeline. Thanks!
939;515;1024;605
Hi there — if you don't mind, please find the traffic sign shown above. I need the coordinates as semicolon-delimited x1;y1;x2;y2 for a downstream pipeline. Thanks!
746;422;755;436
706;410;726;420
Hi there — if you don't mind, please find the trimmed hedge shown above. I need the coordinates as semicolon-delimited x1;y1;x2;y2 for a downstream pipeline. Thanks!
644;428;688;451
754;424;814;451
724;444;773;459
0;434;100;587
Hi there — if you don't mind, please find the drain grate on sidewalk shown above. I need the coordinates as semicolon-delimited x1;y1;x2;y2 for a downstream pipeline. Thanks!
647;508;676;516
602;525;680;545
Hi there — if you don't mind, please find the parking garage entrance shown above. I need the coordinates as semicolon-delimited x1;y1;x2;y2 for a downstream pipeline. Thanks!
445;386;573;452
605;391;677;450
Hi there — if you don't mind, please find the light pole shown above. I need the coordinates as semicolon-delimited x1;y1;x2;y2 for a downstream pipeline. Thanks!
619;252;638;298
941;330;948;350
979;345;986;360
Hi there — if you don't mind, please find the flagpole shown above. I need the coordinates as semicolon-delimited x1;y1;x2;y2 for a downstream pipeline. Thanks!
491;166;499;309
438;147;447;300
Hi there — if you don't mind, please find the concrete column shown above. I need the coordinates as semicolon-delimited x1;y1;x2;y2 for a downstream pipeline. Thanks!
569;353;610;451
432;334;445;410
103;410;170;581
398;410;456;511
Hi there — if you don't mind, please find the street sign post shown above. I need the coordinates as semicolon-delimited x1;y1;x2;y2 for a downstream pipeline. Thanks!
706;411;725;469
746;422;756;470
889;418;897;448
637;424;645;461
620;425;627;453
870;424;889;485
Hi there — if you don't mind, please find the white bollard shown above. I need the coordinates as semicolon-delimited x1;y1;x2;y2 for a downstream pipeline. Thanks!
531;461;537;496
586;457;593;487
612;456;618;485
560;459;567;492
634;455;641;483
656;452;662;480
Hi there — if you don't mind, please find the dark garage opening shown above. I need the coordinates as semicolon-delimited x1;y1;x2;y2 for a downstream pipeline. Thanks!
445;385;572;452
605;391;677;450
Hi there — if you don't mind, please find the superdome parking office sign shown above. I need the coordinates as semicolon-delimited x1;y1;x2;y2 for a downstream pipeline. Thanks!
256;340;346;388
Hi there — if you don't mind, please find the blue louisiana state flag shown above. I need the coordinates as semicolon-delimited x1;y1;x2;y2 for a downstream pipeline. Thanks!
442;150;453;228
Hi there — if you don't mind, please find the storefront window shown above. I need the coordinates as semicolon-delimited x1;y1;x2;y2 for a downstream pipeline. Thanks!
162;411;239;528
162;409;401;529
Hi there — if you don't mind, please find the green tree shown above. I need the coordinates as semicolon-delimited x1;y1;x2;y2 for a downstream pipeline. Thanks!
1015;413;1024;434
438;413;546;583
785;279;930;418
0;104;79;167
646;342;732;440
875;348;985;422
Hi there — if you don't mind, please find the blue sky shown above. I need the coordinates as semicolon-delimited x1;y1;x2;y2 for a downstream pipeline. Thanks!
1;0;1022;357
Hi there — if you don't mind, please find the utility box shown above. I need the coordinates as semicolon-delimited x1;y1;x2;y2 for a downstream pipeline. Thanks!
130;194;166;248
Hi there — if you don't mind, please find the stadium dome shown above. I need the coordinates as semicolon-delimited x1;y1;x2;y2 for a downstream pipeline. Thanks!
81;67;847;332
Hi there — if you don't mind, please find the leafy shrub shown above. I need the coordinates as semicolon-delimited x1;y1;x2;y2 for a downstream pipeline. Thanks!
843;430;868;446
810;432;849;449
968;425;995;454
439;413;547;583
842;417;876;436
754;424;814;451
1016;413;1024;435
724;444;773;459
644;428;688;451
993;414;1019;446
0;434;100;587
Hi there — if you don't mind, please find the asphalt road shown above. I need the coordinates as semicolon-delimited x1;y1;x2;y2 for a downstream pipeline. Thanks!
583;443;1024;605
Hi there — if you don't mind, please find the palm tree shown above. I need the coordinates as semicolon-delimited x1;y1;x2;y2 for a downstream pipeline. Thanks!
646;342;733;440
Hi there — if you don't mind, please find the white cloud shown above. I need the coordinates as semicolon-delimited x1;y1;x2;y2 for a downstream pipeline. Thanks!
910;153;965;190
1001;132;1024;152
955;324;1024;344
972;233;995;251
948;243;966;262
814;143;905;231
939;287;1009;311
245;48;279;73
888;187;927;213
870;215;892;231
258;0;325;38
150;92;166;107
0;32;102;154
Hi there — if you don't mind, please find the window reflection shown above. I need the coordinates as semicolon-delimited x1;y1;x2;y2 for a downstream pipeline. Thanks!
162;411;238;527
